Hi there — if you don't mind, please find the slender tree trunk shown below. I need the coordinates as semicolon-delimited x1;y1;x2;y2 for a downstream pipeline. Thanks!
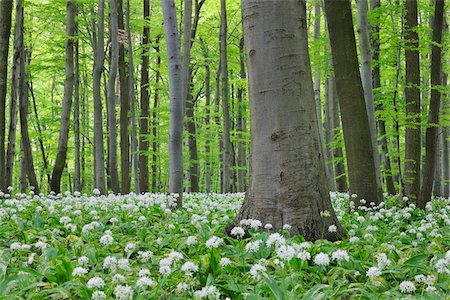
324;0;382;205
203;46;212;194
92;0;106;194
442;71;449;198
162;0;184;205
419;0;444;208
0;0;13;192
230;0;343;241
125;0;139;193
220;0;232;193
214;62;222;193
74;17;81;192
50;0;76;193
370;0;396;195
403;0;421;200
139;0;150;193
152;36;161;192
236;37;247;192
433;127;442;196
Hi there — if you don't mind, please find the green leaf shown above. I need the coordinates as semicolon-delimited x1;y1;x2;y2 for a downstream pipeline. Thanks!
261;274;285;300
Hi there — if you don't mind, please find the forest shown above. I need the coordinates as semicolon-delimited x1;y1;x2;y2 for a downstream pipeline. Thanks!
0;0;449;298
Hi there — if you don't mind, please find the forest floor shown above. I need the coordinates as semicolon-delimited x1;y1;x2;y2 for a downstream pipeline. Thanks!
0;191;449;299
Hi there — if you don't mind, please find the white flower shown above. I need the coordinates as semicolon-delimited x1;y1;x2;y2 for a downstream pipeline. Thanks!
114;285;134;300
426;286;436;293
230;226;245;238
375;253;391;269
245;240;262;252
264;224;273;230
99;234;113;246
93;188;101;196
59;216;72;224
219;257;232;267
181;261;198;276
112;274;126;283
366;267;381;278
282;224;292;231
91;291;106;300
331;250;350;262
137;251;153;263
177;282;190;293
250;263;266;279
399;281;416;293
136;276;153;288
320;210;331;217
138;268;150;277
87;277;105;289
72;267;88;277
194;285;220;299
118;258;130;271
159;265;172;276
168;251;183;261
205;236;223;249
103;256;117;270
314;253;330;266
27;253;36;265
276;245;295;261
328;225;337;233
297;251;311;261
435;258;450;274
78;256;89;266
266;233;286;248
249;219;262;230
402;196;409;202
125;243;136;254
10;242;22;251
186;236;198;245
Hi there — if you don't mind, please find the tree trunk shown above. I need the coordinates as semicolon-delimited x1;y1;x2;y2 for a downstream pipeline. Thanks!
162;0;183;205
433;127;442;196
152;36;161;192
324;0;382;206
74;17;81;192
403;0;421;201
356;0;382;197
236;37;247;192
203;44;212;194
230;0;343;241
0;0;13;192
139;0;150;193
418;0;444;208
50;0;76;193
370;0;396;195
220;0;232;193
442;72;449;198
214;62;222;193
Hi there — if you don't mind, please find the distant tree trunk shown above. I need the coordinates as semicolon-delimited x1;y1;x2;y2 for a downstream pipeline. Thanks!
74;16;81;192
50;0;76;193
0;0;13;192
236;37;247;192
108;0;120;194
442;72;449;198
370;0;396;195
419;0;444;208
126;0;139;193
92;0;106;194
152;36;161;192
324;0;382;205
356;0;382;196
118;0;130;194
203;44;212;194
162;0;184;205
220;0;232;193
139;0;150;193
230;0;343;241
403;0;421;201
433;127;442;196
214;62;222;193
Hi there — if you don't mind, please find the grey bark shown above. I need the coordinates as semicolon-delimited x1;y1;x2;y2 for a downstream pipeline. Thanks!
162;0;184;205
152;36;161;192
230;0;343;241
92;0;106;194
236;37;247;192
50;0;76;193
324;0;382;205
203;45;212;194
442;71;449;198
107;0;120;193
74;19;81;192
0;0;13;191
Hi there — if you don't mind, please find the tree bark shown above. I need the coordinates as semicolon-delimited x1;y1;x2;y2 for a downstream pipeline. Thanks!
324;0;382;205
220;0;232;193
107;0;120;194
139;0;150;193
230;0;343;241
403;0;421;200
152;36;161;192
203;43;212;194
236;37;247;192
74;16;81;192
418;0;444;208
92;0;106;194
50;0;76;193
162;0;183;205
442;72;449;198
0;0;13;192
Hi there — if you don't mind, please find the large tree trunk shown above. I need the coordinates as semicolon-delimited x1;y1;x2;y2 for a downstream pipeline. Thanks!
152;36;161;192
370;0;396;195
230;0;343;241
162;0;183;205
403;0;421;201
92;0;106;194
236;37;247;192
0;0;13;192
220;0;232;193
356;0;382;196
50;0;76;193
418;0;444;208
118;0;130;194
139;0;150;193
324;0;382;205
74;17;81;192
108;0;120;194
